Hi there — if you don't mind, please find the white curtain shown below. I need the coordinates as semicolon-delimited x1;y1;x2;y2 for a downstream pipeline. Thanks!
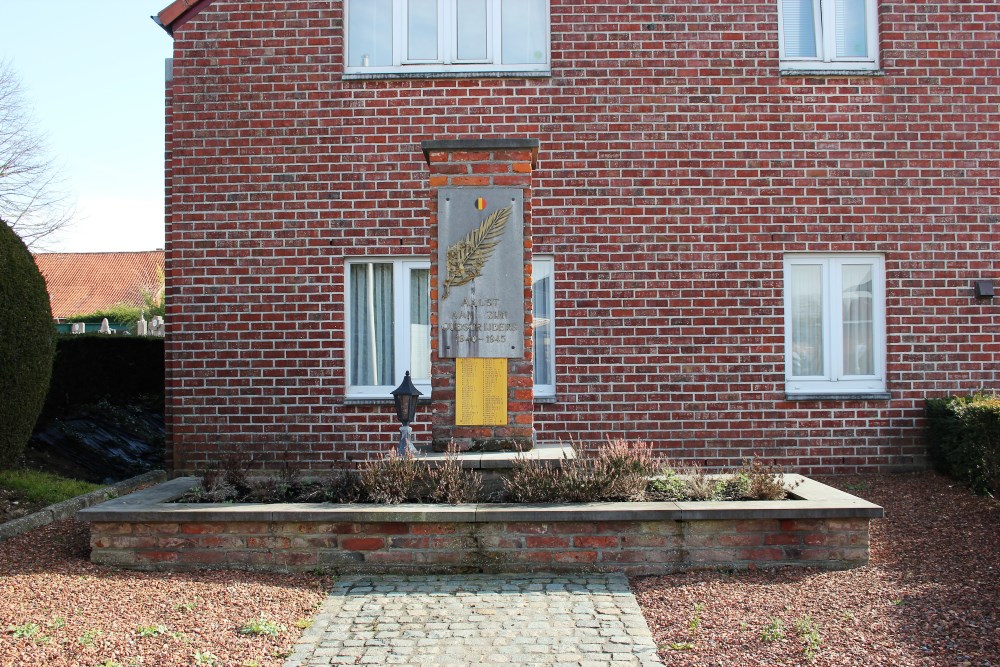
781;0;818;58
532;262;553;386
409;268;431;381
841;264;874;376
790;264;823;376
350;263;395;386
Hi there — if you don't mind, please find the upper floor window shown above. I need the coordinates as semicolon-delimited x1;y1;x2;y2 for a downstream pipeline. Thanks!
784;254;886;396
346;0;550;76
778;0;879;71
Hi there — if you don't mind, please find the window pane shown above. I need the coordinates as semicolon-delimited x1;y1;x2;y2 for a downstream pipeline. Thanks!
790;265;824;376
532;260;554;387
408;0;439;60
456;0;489;60
835;0;868;57
348;0;392;67
501;0;547;64
349;263;395;386
781;0;818;58
409;268;431;381
841;264;874;375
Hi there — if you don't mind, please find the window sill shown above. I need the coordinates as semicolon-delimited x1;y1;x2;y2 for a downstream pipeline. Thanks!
785;393;892;401
534;395;557;404
343;397;434;406
780;68;885;77
343;70;551;81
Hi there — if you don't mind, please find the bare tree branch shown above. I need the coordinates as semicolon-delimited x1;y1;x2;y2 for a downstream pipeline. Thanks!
0;60;75;249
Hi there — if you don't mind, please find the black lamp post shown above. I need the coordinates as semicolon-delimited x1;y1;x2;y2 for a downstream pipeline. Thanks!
391;371;422;456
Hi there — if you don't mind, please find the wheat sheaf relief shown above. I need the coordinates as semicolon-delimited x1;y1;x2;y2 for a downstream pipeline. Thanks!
443;204;512;299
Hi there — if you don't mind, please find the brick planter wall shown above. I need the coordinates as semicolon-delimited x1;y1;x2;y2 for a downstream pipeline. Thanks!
81;477;882;575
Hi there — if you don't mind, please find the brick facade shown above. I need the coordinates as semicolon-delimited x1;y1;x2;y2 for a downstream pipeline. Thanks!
162;0;999;473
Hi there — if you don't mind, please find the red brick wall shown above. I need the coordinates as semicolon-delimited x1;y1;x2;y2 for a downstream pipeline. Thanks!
164;0;1000;473
89;517;872;574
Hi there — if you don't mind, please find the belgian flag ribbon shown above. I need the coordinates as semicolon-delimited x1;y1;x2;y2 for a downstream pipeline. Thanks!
474;197;487;211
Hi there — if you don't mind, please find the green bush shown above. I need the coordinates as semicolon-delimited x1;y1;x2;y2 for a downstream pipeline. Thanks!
42;335;164;417
926;394;1000;495
0;219;56;468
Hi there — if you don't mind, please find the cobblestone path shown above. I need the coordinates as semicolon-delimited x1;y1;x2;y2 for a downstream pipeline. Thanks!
284;573;662;666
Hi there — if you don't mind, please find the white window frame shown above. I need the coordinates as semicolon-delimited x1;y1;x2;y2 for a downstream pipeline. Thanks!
778;0;879;71
345;0;550;76
345;258;431;399
345;256;556;400
783;254;886;395
532;255;556;398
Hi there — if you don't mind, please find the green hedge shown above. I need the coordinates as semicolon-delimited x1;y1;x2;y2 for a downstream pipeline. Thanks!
0;219;56;468
926;394;1000;495
42;336;164;417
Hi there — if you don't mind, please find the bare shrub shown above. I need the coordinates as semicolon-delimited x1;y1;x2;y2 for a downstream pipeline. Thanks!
739;458;796;500
247;464;303;502
427;442;482;504
187;466;238;503
502;438;657;503
683;464;721;501
503;456;563;503
356;452;426;504
315;468;363;503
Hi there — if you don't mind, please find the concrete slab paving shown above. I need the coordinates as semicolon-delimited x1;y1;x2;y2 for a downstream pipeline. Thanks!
284;574;662;667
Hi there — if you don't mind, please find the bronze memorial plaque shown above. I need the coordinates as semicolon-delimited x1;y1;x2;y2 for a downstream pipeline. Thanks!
437;187;524;359
455;358;508;425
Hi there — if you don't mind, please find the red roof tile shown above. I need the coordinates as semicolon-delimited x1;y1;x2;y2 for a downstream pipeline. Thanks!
33;251;164;320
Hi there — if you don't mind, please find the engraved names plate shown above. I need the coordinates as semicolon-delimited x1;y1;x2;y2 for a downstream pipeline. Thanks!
456;358;508;426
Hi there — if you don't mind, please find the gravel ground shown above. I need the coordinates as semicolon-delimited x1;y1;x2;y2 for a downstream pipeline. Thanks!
0;520;332;667
633;471;1000;667
0;471;995;666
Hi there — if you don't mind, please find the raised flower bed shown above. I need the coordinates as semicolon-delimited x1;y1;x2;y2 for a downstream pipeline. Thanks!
78;473;881;575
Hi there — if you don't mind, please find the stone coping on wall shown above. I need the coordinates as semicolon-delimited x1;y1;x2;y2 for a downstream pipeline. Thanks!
0;470;167;542
78;475;883;524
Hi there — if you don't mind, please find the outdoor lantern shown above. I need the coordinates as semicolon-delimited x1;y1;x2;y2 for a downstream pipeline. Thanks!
391;371;422;455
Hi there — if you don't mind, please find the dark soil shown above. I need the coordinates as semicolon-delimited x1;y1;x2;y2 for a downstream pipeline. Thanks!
0;487;49;524
0;399;164;524
23;399;164;485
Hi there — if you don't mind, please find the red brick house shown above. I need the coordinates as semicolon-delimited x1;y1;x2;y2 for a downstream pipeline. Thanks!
156;0;999;474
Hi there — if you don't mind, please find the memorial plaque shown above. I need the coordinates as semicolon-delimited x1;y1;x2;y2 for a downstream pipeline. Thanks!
456;358;508;426
438;188;524;359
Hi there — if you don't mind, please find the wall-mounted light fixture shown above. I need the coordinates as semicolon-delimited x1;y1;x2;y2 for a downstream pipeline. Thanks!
973;280;994;299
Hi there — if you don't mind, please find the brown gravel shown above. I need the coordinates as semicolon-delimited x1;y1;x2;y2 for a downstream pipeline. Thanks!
0;520;332;667
633;471;1000;667
1;471;996;666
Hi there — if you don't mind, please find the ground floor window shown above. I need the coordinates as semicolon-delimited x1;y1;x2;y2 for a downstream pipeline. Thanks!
347;259;431;398
532;256;555;397
346;257;555;399
784;254;886;395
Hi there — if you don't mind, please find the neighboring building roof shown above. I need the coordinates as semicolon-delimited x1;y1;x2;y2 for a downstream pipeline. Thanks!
155;0;217;35
33;251;164;320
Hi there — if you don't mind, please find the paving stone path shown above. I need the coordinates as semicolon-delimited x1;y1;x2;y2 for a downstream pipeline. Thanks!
284;573;662;666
